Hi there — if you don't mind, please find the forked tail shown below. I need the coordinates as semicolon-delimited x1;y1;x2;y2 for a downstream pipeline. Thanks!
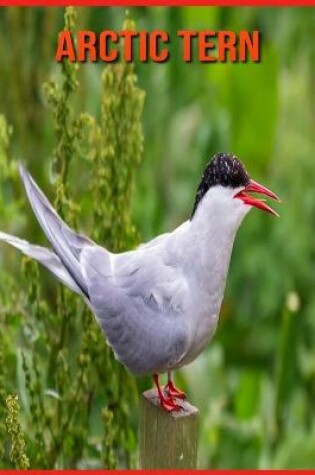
0;165;94;298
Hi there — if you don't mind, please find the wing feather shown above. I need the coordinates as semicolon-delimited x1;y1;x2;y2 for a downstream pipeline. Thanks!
81;245;189;375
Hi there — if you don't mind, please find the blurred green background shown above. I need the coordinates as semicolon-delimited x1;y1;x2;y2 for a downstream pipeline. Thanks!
0;5;315;469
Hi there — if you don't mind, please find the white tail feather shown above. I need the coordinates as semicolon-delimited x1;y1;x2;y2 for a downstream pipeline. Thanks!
0;231;83;295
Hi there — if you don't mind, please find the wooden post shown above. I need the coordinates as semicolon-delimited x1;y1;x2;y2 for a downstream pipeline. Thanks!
139;389;199;469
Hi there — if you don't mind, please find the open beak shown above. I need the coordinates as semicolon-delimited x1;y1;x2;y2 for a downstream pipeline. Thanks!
234;179;280;217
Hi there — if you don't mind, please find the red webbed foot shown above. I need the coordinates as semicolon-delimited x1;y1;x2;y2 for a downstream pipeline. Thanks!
165;379;186;400
159;394;182;412
153;373;182;412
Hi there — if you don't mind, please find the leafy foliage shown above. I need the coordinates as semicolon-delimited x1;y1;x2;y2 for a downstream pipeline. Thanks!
0;7;143;468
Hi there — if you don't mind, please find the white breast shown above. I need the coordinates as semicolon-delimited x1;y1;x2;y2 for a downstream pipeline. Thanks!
175;281;224;368
168;184;251;369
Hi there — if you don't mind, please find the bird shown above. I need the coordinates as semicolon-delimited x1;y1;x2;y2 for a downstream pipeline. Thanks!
0;153;280;411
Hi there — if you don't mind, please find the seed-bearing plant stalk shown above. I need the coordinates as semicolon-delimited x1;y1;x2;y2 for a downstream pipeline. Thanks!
0;8;144;469
0;115;30;469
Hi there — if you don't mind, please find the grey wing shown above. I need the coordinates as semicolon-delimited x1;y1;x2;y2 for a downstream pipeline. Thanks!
80;245;189;375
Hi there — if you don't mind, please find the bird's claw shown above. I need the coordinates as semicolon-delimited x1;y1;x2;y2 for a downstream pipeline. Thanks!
165;380;186;400
159;395;182;412
153;373;183;412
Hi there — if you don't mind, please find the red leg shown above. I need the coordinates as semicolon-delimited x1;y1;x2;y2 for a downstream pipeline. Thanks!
165;371;186;399
153;374;181;412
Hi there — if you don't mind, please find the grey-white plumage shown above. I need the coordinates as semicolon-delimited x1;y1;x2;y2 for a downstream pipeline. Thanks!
0;158;269;378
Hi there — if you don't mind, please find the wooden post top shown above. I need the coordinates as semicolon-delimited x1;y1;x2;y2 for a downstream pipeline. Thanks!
142;388;199;417
139;389;200;469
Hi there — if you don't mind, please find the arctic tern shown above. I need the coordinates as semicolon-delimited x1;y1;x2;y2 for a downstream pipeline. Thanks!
0;153;279;411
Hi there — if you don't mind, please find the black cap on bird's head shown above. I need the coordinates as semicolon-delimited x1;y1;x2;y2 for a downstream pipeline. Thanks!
191;152;280;218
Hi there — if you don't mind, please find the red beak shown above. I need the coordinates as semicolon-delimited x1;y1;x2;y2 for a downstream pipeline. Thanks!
234;179;280;217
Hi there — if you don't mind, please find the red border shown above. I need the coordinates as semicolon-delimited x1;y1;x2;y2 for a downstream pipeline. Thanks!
1;472;315;474
0;0;315;5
